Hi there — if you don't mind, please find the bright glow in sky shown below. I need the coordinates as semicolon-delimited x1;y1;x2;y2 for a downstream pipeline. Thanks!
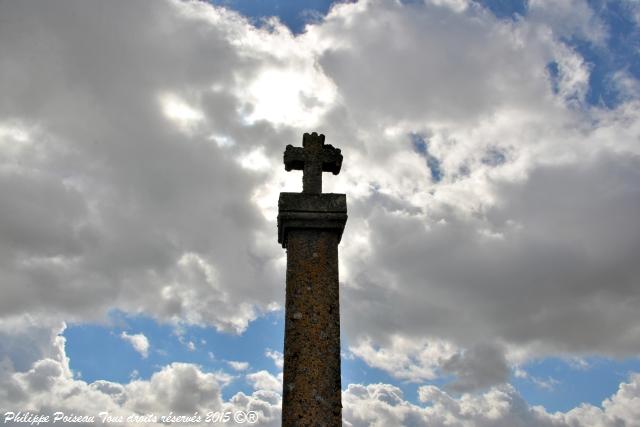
160;93;204;130
243;67;336;127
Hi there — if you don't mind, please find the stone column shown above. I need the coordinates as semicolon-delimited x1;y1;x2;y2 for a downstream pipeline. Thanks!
278;192;347;427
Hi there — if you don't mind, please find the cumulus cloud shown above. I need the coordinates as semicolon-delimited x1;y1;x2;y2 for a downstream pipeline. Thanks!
1;0;639;405
227;361;250;371
0;0;292;333
246;370;283;393
342;377;640;427
349;336;456;383
308;0;640;379
2;359;279;426
0;316;68;376
441;343;510;392
265;349;284;370
344;151;640;358
0;323;280;426
349;337;510;392
1;322;639;427
120;332;150;359
528;0;608;45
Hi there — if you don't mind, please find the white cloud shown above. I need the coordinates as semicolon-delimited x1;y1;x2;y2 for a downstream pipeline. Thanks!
246;370;283;393
0;0;288;334
241;66;337;127
1;322;280;426
342;376;640;427
1;0;639;402
349;336;456;383
528;0;607;45
302;0;640;387
1;322;639;427
611;69;640;101
427;0;469;14
265;349;284;370
159;93;204;133
238;146;272;172
227;360;250;371
120;332;150;359
350;337;510;392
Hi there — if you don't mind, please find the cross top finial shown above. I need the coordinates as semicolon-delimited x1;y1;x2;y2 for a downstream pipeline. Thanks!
284;132;343;194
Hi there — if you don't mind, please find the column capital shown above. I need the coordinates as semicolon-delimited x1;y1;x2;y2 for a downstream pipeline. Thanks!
277;192;347;248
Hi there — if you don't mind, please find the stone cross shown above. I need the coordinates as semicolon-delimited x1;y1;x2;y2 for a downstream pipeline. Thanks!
278;132;348;427
284;132;343;194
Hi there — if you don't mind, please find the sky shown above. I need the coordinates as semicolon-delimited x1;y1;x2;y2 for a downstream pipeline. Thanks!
1;0;640;426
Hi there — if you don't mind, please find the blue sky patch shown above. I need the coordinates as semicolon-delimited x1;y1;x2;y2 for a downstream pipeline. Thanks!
410;133;443;183
513;356;640;412
63;310;640;412
64;310;285;400
474;0;527;19
209;0;341;34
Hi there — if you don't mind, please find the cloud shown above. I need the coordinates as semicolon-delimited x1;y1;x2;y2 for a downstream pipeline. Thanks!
344;152;640;355
124;363;233;415
306;0;640;378
342;376;640;427
120;332;150;359
0;315;68;375
227;361;250;371
1;322;639;427
349;337;510;392
441;343;510;392
1;0;639;398
528;0;607;45
246;370;283;393
0;0;293;333
349;336;456;383
0;323;280;426
265;349;284;370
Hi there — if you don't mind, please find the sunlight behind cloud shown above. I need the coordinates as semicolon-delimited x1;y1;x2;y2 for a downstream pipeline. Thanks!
209;133;236;148
159;93;204;130
0;123;32;159
243;67;336;127
0;124;30;143
237;146;271;172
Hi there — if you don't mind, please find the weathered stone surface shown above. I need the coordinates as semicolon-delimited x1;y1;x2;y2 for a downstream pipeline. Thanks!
279;193;347;213
278;133;347;427
284;132;343;194
278;193;347;248
282;229;342;427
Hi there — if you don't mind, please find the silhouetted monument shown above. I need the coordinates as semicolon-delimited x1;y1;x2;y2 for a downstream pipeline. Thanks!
278;132;347;426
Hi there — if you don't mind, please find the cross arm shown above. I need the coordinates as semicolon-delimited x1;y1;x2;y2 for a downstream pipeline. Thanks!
321;144;343;175
284;145;305;171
